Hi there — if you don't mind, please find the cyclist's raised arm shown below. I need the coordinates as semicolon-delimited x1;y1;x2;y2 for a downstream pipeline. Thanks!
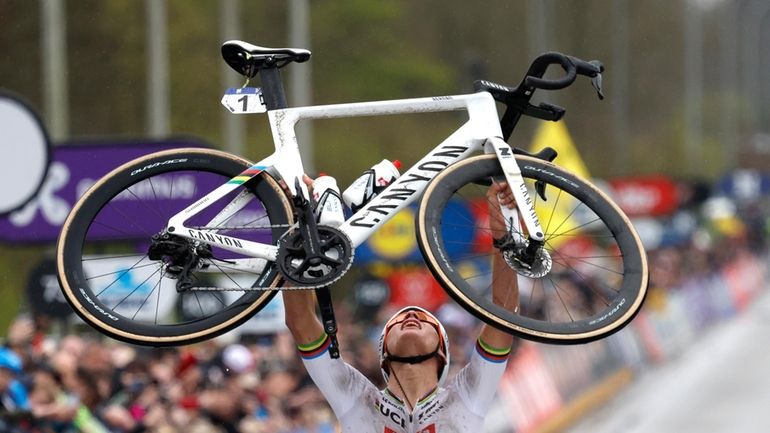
478;181;520;352
282;290;325;346
451;186;518;416
282;175;326;346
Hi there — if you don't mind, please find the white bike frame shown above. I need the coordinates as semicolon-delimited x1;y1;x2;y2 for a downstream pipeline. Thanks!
166;91;545;268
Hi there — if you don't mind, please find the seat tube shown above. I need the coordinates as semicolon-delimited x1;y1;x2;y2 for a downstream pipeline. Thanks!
259;67;289;110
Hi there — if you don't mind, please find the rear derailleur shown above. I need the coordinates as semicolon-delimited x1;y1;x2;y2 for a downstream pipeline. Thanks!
147;232;211;291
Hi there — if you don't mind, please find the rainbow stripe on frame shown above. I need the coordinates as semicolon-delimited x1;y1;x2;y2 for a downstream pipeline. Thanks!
227;165;266;185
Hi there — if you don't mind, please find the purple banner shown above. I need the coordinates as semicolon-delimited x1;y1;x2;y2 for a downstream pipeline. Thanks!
0;139;210;243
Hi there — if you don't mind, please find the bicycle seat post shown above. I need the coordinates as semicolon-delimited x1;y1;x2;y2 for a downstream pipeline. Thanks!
259;67;289;110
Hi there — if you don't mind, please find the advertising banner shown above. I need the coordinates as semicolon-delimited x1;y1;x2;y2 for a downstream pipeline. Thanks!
386;267;448;311
608;175;679;217
714;169;770;201
0;139;207;243
354;200;474;264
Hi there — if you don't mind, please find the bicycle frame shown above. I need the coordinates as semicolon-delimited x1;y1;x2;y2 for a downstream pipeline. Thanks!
166;90;546;266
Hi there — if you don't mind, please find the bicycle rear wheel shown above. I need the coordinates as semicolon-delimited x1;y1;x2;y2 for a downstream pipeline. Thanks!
417;154;648;344
57;148;293;346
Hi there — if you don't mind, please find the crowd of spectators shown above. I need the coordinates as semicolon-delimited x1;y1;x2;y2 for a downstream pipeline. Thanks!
0;300;481;433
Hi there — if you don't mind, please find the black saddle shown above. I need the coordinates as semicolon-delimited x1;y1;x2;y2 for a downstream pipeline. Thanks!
221;40;311;78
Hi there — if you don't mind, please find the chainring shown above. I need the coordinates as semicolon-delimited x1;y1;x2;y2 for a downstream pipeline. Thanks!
276;225;354;287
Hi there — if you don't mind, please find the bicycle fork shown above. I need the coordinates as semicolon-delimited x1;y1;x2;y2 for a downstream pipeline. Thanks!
487;137;548;271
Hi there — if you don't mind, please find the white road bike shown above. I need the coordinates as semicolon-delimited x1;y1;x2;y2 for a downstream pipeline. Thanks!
57;41;648;348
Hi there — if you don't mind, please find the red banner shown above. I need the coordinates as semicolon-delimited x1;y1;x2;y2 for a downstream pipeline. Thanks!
608;175;678;217
386;268;448;311
498;344;564;433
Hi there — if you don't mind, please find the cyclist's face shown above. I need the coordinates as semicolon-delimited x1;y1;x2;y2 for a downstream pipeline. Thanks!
384;310;441;357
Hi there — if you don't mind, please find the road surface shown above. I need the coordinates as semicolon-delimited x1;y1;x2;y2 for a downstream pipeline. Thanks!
566;288;770;433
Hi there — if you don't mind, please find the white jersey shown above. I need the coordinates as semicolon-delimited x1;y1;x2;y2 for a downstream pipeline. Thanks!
298;334;510;433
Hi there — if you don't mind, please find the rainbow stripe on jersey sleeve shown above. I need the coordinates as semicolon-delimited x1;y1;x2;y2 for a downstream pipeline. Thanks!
298;333;331;360
475;337;511;363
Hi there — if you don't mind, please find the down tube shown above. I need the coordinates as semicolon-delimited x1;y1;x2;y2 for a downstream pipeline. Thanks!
338;123;483;247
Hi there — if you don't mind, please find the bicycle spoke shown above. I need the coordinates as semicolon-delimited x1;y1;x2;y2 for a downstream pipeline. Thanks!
527;276;537;314
92;255;152;297
548;247;616;304
544;202;584;243
219;211;272;230
129;271;163;321
155;268;165;324
87;261;157;280
543;188;563;236
89;219;147;239
148;177;160;211
208;260;245;292
121;186;168;224
113;266;162;311
167;175;174;216
549;252;624;277
548;277;576;322
83;253;149;261
193;289;205;317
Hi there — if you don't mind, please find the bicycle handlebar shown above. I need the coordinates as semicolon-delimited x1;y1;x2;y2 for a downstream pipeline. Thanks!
474;51;605;142
522;52;603;91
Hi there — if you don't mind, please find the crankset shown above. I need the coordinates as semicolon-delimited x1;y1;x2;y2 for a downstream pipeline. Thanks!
276;225;354;287
276;177;354;288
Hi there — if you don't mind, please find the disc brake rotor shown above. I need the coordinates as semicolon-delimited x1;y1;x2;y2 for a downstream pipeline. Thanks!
503;244;553;279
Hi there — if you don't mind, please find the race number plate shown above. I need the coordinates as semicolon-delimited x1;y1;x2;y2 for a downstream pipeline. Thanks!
221;87;267;114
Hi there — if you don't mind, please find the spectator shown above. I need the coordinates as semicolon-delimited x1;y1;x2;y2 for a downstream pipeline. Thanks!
0;347;29;416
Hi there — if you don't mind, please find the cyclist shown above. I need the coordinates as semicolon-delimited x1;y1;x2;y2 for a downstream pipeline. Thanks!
283;179;519;433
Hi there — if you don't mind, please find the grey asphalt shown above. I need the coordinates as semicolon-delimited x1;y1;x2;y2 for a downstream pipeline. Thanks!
566;288;770;433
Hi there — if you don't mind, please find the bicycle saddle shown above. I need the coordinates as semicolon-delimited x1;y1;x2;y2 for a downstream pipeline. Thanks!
222;40;311;77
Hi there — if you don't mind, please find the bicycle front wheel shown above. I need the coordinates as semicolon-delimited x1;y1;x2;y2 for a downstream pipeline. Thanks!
57;148;293;346
417;154;648;344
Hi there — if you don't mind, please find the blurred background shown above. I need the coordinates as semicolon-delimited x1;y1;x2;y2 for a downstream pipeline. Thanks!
1;0;769;432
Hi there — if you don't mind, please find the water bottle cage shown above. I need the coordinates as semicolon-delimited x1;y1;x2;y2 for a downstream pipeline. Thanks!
350;179;391;214
314;191;343;223
312;190;329;221
342;160;401;214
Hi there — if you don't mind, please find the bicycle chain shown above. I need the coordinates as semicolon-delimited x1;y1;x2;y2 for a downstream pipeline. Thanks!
187;262;351;292
187;238;354;292
184;222;352;291
189;223;293;231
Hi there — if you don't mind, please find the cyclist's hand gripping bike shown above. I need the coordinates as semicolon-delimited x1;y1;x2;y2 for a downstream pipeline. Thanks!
57;41;647;347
